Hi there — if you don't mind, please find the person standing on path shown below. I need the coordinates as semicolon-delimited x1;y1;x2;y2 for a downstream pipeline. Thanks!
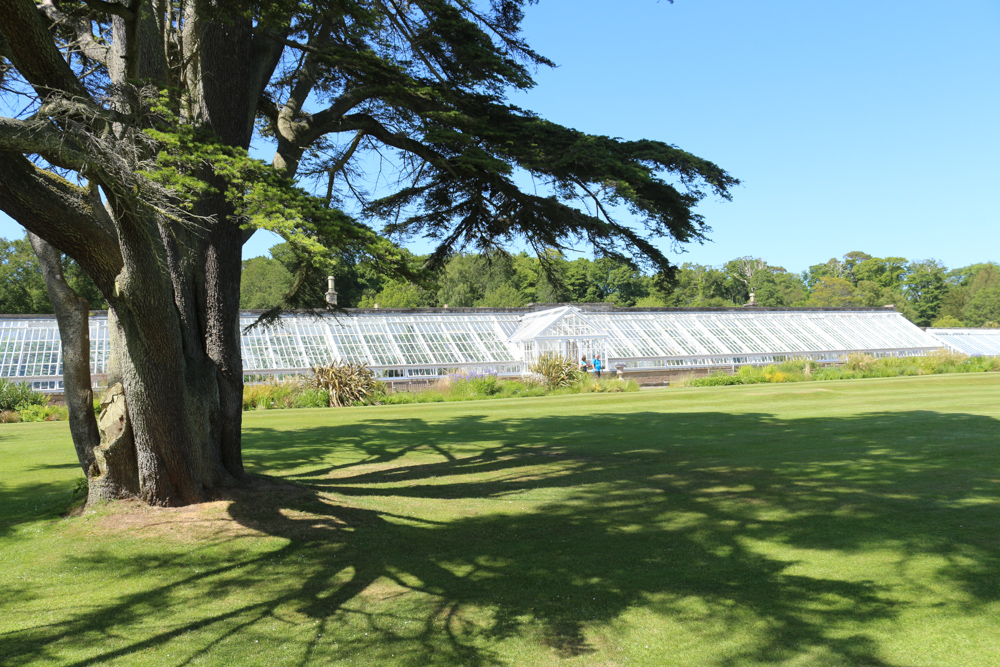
593;354;602;378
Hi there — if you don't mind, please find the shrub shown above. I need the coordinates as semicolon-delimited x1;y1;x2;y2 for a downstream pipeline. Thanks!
18;404;68;422
0;379;49;412
967;356;1000;372
530;353;582;388
766;370;790;383
931;315;964;328
690;373;742;387
446;369;501;399
310;361;385;407
735;365;768;384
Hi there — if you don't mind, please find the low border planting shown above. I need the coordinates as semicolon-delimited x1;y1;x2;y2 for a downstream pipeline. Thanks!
0;379;67;423
242;366;639;411
685;350;1000;387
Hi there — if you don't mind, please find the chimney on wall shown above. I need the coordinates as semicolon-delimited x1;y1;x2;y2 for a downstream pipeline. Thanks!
325;276;338;306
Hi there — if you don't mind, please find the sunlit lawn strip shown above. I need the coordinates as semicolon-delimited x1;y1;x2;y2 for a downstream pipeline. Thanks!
2;373;1000;666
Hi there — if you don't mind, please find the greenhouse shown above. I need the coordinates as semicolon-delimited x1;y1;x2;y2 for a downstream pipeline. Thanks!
0;305;945;392
925;328;1000;357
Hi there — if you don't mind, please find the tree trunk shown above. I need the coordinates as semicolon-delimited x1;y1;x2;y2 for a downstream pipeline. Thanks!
77;6;254;506
27;233;99;474
2;0;265;507
85;212;246;506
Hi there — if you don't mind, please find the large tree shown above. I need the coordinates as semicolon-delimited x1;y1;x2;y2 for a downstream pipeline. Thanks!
0;0;736;506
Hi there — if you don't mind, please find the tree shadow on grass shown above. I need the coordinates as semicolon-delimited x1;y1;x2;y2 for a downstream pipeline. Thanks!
0;478;81;538
5;408;1000;665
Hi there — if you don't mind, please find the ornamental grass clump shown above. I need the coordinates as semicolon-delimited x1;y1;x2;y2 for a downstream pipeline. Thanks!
844;353;879;374
529;353;582;388
310;361;386;407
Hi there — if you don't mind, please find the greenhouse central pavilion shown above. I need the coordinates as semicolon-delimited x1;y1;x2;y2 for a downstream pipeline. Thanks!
0;303;960;392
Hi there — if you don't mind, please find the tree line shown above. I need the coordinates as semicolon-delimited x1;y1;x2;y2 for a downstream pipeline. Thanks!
239;246;1000;328
4;234;998;329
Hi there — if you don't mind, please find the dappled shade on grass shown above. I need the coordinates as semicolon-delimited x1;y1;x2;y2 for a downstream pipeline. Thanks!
3;376;1000;665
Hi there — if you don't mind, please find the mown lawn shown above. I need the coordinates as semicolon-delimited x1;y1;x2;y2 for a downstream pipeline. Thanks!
2;373;1000;666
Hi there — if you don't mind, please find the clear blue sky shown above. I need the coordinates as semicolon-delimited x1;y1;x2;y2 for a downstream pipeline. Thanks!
3;0;997;275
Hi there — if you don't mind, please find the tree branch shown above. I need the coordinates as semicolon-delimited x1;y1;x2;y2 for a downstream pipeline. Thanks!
336;112;457;177
38;0;110;66
298;88;378;143
80;0;135;20
0;115;90;168
0;0;90;99
0;151;121;290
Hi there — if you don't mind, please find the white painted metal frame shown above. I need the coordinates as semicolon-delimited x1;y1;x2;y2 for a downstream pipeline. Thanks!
0;307;950;391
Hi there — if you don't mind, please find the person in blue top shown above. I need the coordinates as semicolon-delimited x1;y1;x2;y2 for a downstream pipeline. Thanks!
593;354;602;378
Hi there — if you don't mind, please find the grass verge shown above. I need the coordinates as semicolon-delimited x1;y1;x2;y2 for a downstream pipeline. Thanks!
3;374;1000;665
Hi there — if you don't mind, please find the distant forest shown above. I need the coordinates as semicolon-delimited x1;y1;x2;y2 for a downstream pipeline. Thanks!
3;235;999;328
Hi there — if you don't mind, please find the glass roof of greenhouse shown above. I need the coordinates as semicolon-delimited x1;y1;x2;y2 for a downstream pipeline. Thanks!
925;328;1000;357
507;306;608;342
0;305;947;390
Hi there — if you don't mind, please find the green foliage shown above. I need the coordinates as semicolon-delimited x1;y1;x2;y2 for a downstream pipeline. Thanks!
689;372;743;387
0;379;49;412
689;364;798;387
240;257;295;309
445;370;502;398
16;404;68;422
904;259;947;326
962;286;1000;327
850;255;908;290
0;235;106;314
140;111;415;321
242;380;330;411
807;276;859;308
309;362;386;407
931;315;964;328
844;353;878;373
475;283;527;308
529;353;583;388
685;351;1000;388
236;245;1000;324
570;376;641;393
0;236;50;313
240;368;636;409
358;279;434;308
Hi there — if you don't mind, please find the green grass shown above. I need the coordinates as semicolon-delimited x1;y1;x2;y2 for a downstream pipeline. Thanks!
3;374;1000;665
